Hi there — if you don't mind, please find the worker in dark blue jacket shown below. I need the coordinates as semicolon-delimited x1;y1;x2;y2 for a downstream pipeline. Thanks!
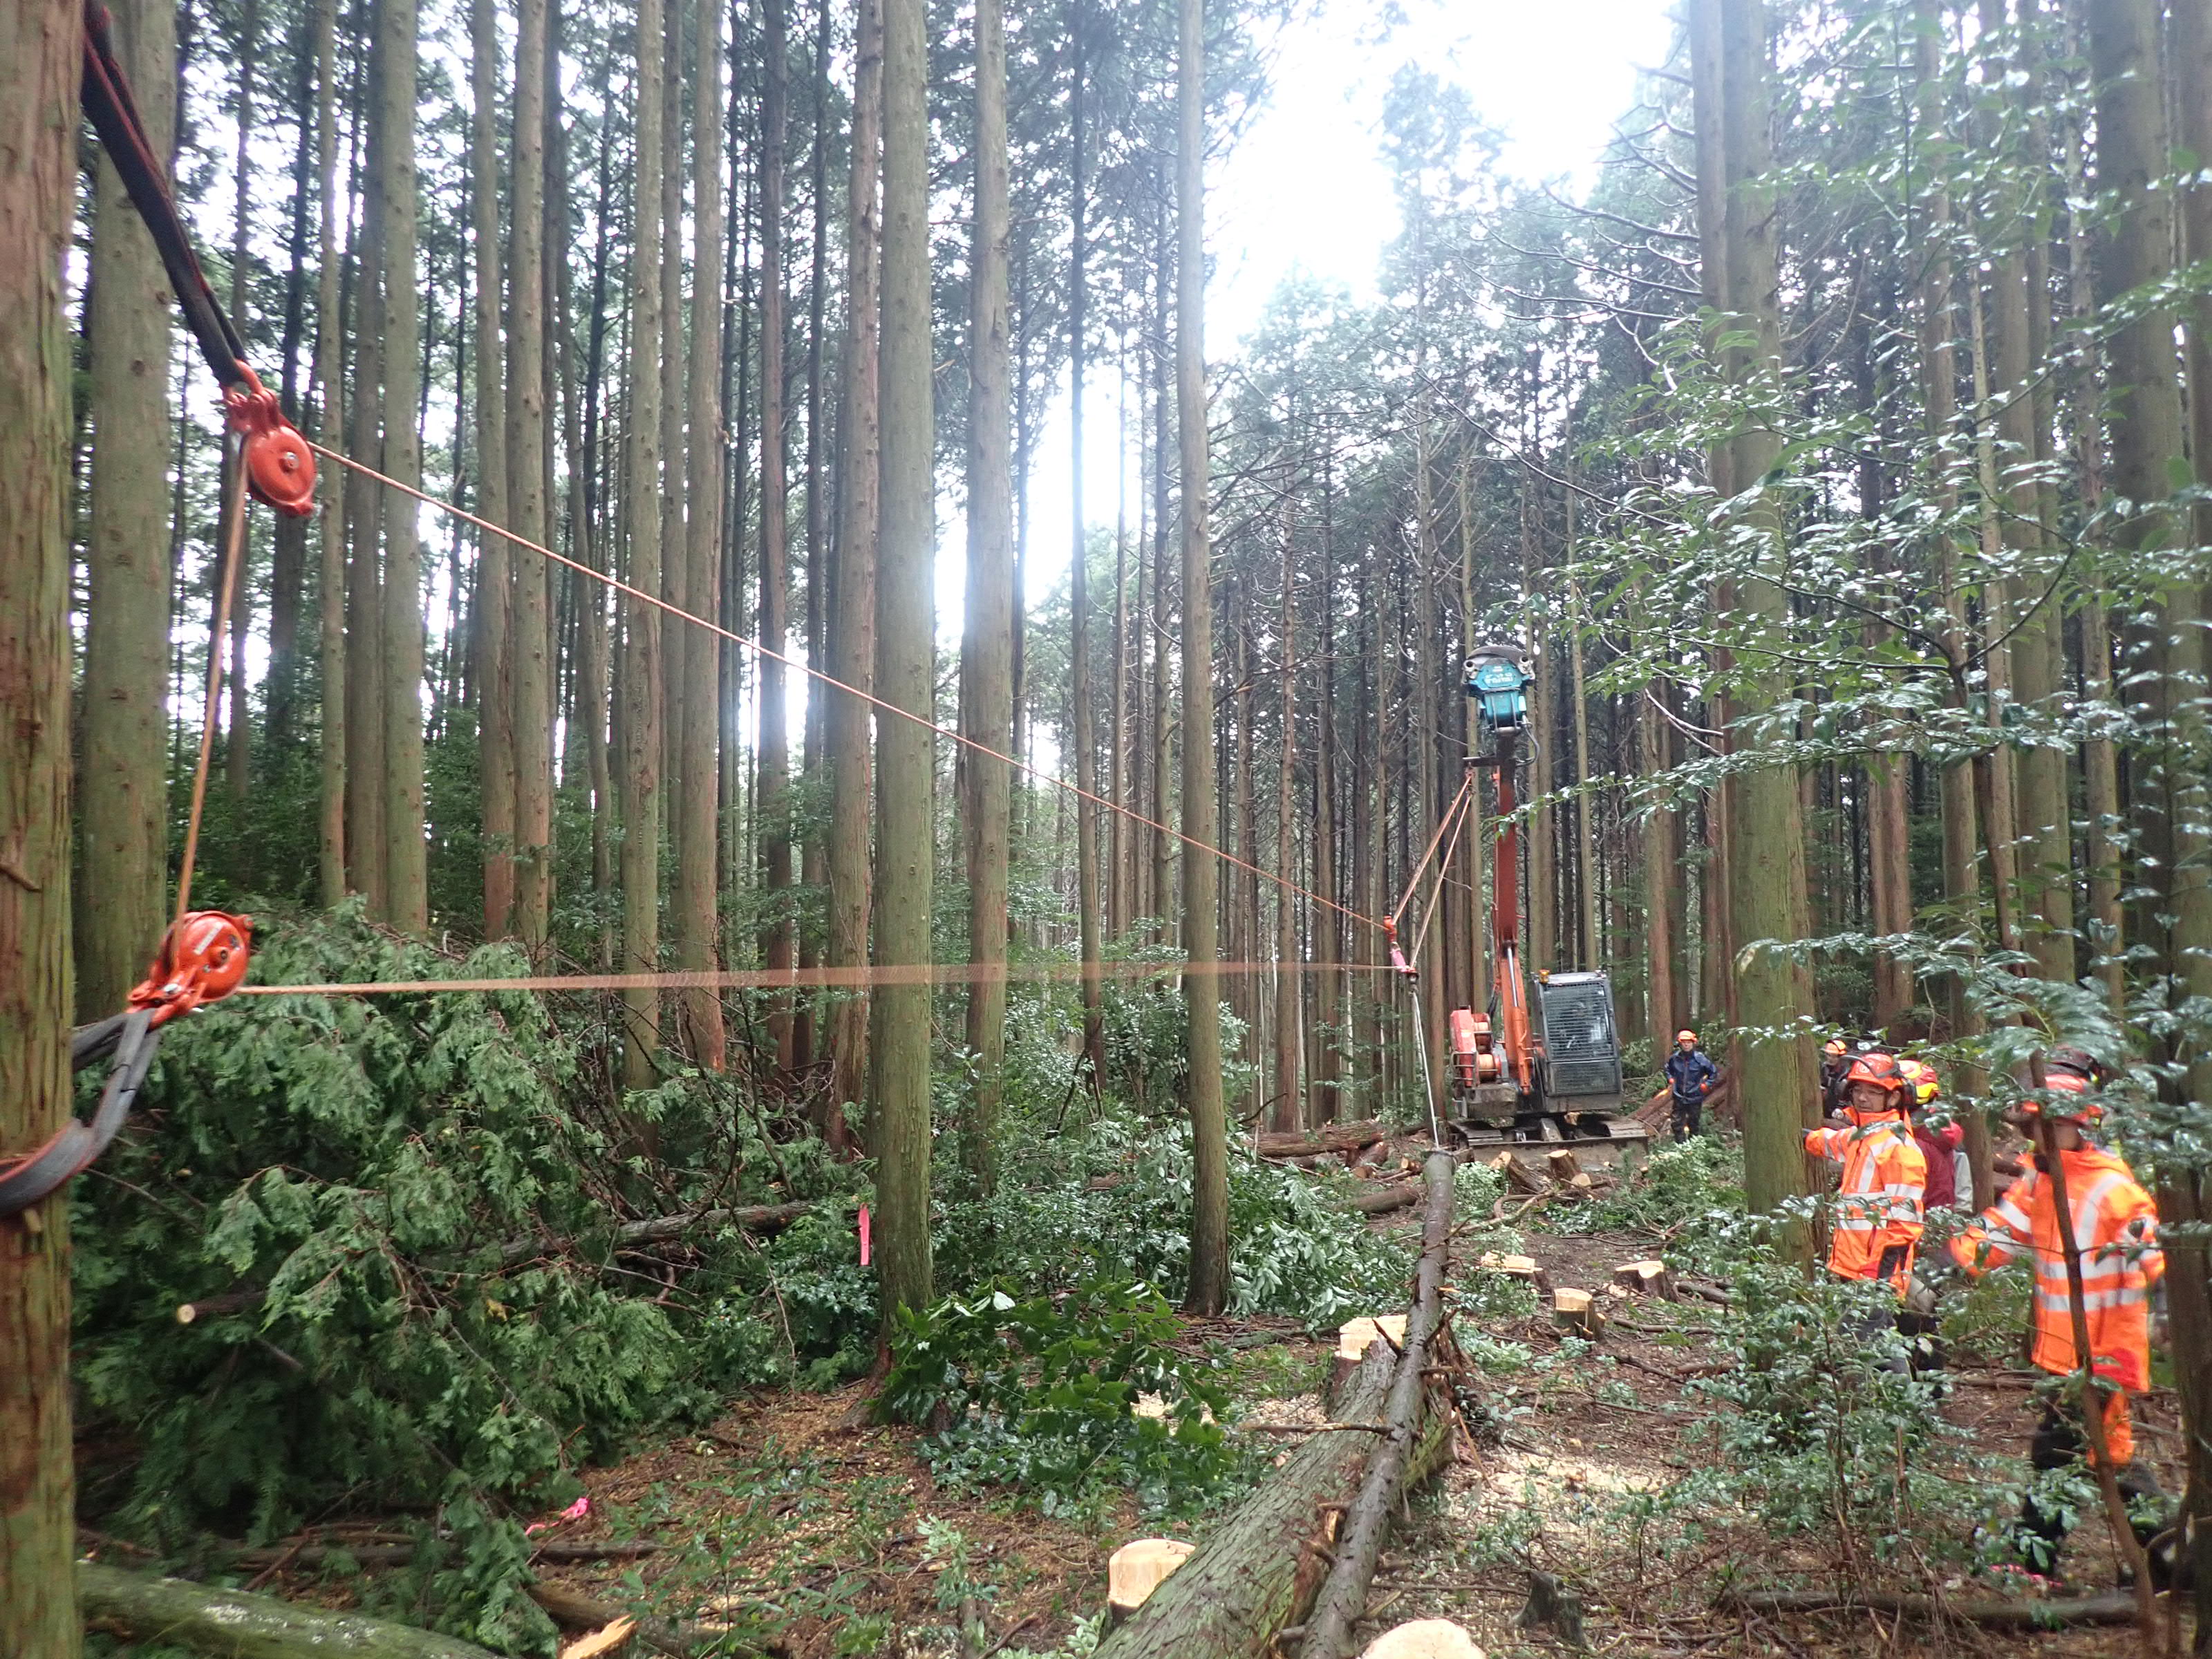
1664;1030;1720;1143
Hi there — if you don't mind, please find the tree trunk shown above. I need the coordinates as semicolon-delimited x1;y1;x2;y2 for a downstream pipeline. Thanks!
825;0;881;1138
620;0;668;1090
377;0;429;933
77;1562;496;1659
1638;667;1677;1042
78;0;177;1020
313;0;346;908
223;0;260;811
469;0;513;939
1274;519;1301;1132
1698;0;1813;1230
874;0;937;1324
760;0;797;1074
507;0;552;952
0;7;79;1644
1177;0;1228;1317
960;0;1014;1185
344;50;388;915
676;0;727;1070
2094;0;2212;1627
1066;1;1106;1081
796;0;834;1067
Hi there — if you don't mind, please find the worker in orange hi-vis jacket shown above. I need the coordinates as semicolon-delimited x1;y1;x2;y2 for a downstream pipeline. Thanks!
1806;1051;1927;1296
1949;1051;2171;1584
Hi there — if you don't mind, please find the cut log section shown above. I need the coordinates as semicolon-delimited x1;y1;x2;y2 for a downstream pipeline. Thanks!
1294;1151;1459;1659
77;1561;499;1658
1544;1149;1581;1185
1331;1315;1409;1392
1613;1259;1676;1300
1259;1121;1389;1161
1552;1287;1606;1338
1107;1539;1197;1624
1360;1620;1485;1659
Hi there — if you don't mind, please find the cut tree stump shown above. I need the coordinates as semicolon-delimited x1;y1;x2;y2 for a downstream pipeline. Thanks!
1544;1149;1582;1185
1490;1152;1547;1195
1331;1315;1408;1392
1475;1253;1553;1296
1107;1539;1197;1624
1612;1260;1676;1300
1552;1288;1606;1338
1360;1619;1485;1658
77;1561;498;1658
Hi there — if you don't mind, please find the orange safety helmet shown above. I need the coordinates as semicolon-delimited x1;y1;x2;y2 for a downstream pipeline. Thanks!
1895;1056;1940;1108
1676;1029;1698;1046
1841;1051;1911;1119
2024;1068;2104;1129
1824;1038;1848;1058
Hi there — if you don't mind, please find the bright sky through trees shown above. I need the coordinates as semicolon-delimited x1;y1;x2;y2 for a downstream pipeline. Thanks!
962;0;1679;630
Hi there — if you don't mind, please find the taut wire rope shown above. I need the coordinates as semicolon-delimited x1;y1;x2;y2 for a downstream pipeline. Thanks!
308;438;1376;938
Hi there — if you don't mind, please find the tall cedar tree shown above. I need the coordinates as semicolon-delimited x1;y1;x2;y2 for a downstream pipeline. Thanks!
78;0;177;1020
0;0;82;1641
1179;0;1229;1315
621;0;668;1089
678;0;729;1069
825;0;881;1136
470;0;513;939
874;0;936;1325
508;0;554;950
960;0;1015;1183
760;0;798;1073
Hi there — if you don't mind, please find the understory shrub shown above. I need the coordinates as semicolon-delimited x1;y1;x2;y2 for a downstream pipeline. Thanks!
71;906;858;1652
934;1112;1405;1328
881;1277;1245;1515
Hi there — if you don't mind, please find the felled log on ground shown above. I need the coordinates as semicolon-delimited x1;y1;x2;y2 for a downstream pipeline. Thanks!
1729;1587;2138;1629
221;1538;659;1571
1107;1538;1197;1624
77;1561;498;1658
1293;1150;1457;1659
1612;1259;1676;1300
1092;1337;1447;1658
1349;1181;1423;1217
1258;1121;1389;1161
527;1582;704;1657
1552;1287;1606;1338
1360;1621;1484;1659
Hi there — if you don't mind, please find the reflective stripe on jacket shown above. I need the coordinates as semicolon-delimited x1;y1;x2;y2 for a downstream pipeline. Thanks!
1949;1145;2163;1391
1806;1117;1926;1292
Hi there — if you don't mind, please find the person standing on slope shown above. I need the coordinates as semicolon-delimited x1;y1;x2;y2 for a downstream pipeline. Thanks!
1806;1051;1927;1296
1663;1029;1718;1145
1950;1057;2169;1584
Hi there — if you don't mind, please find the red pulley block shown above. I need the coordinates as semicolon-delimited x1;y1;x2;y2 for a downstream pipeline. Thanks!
224;368;317;518
129;910;254;1029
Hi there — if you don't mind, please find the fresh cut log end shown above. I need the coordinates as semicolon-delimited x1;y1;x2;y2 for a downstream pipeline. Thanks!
1107;1539;1197;1624
1361;1619;1486;1659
